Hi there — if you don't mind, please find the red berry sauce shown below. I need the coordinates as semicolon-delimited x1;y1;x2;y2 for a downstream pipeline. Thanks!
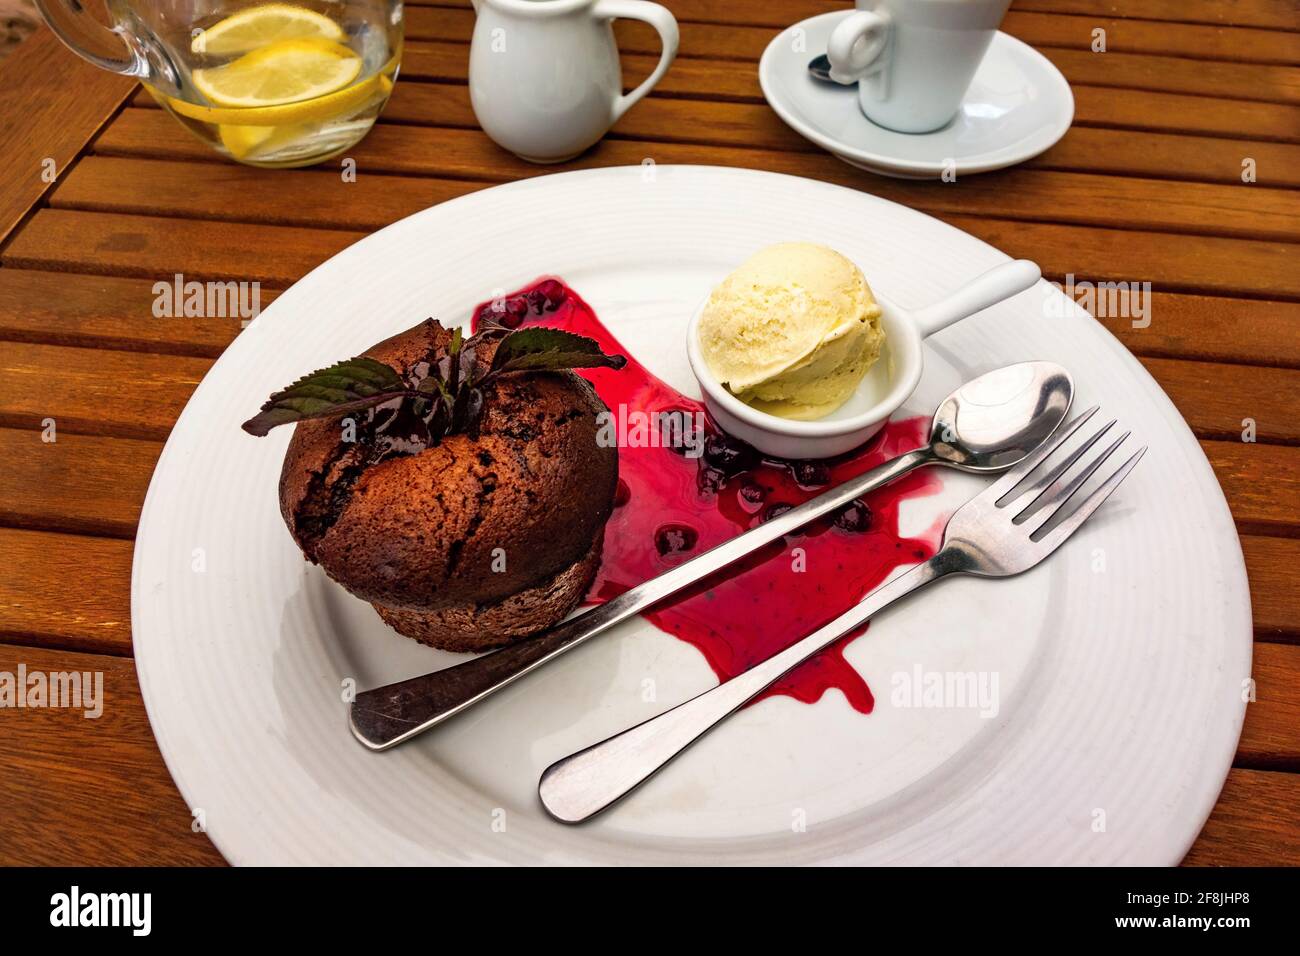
473;280;943;713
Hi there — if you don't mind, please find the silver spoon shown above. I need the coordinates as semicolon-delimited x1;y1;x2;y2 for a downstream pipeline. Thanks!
808;54;837;84
348;362;1073;751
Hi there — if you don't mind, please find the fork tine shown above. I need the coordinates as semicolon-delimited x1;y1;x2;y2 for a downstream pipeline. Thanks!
1021;428;1129;528
985;405;1099;503
1000;417;1116;512
1031;446;1146;556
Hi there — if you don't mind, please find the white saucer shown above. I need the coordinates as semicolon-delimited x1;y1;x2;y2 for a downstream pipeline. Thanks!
759;12;1074;179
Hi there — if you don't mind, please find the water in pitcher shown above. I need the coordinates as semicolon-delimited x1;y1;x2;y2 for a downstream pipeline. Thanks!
117;1;402;167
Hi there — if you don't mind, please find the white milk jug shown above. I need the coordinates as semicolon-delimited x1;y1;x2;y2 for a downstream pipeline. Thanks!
469;0;679;163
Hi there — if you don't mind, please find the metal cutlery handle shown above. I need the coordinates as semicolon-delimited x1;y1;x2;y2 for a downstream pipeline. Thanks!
349;447;935;750
538;553;955;823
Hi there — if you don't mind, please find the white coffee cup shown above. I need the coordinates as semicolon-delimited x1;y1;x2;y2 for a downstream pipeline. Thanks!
826;0;1012;134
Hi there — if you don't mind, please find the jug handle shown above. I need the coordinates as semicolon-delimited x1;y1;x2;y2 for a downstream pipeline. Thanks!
34;0;142;74
594;0;679;123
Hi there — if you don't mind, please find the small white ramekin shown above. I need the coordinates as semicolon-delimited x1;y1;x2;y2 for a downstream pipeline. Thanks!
686;258;1042;459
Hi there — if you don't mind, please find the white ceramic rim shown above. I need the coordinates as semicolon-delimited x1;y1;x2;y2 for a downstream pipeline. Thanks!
758;16;1076;177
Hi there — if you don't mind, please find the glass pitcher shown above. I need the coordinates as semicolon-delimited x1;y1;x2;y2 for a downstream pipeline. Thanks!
35;1;403;167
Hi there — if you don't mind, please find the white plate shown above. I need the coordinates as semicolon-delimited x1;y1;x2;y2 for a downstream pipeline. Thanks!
133;166;1248;865
760;14;1074;178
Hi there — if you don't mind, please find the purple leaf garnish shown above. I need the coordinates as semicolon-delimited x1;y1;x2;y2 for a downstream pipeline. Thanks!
243;321;625;445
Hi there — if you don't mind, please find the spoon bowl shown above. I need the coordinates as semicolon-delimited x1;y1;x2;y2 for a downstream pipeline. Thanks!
929;361;1073;471
807;53;836;83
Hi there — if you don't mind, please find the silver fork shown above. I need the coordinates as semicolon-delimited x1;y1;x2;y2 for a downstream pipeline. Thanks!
538;406;1145;823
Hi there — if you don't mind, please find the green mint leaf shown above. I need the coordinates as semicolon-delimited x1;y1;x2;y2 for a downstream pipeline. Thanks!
489;327;627;375
242;357;406;436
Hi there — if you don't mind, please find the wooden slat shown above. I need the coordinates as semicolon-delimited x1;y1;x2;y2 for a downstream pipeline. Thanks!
0;28;134;247
2;208;365;287
0;29;135;246
1001;12;1300;65
1139;358;1300;445
0;643;224;865
0;529;133;656
1090;292;1300;368
0;427;160;538
0;269;259;358
1013;0;1300;32
1181;768;1300;865
0;341;208;441
1042;47;1300;105
1205;440;1300;538
114;101;1300;189
943;214;1300;299
405;5;1300;67
1243;536;1300;642
55;154;487;232
1072;84;1300;143
57;152;1300;244
50;156;486;234
412;0;1300;33
1037;127;1300;187
1240;642;1300;770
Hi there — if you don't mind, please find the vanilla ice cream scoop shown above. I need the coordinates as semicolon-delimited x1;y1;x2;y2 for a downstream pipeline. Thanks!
697;242;885;420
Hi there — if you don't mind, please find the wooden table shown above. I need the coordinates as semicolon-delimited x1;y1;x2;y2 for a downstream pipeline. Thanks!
0;0;1296;866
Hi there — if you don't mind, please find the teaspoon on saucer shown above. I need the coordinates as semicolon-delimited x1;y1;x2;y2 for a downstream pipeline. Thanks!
807;53;836;83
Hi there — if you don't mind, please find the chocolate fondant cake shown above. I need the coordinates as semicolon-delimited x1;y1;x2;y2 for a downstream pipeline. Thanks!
254;317;620;652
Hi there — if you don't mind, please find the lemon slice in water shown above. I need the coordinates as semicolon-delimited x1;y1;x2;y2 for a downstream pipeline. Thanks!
218;122;312;159
193;37;362;109
192;4;345;56
162;67;392;128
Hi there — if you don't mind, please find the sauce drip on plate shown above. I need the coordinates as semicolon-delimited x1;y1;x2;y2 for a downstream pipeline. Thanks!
473;279;943;713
